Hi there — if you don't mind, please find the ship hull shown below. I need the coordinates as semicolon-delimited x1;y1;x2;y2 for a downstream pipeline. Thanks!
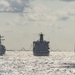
0;45;6;56
33;51;49;56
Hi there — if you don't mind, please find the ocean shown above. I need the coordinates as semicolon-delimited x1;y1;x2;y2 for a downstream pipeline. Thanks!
0;51;75;75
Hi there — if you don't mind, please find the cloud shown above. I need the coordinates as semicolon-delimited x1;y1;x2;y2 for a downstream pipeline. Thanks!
6;1;75;31
0;0;30;12
23;4;49;21
60;0;75;2
0;1;10;11
2;0;75;29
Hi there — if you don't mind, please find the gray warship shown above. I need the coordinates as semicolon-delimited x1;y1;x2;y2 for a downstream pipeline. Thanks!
33;33;50;56
0;35;6;55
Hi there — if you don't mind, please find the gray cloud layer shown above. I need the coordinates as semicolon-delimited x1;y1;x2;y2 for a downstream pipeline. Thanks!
0;0;30;12
61;0;75;2
0;0;75;12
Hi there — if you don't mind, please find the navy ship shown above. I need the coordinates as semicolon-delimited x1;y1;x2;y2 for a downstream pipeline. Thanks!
33;33;50;56
0;35;6;56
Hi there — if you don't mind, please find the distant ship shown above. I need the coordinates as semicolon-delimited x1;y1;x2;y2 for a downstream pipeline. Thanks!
33;33;50;56
0;35;6;56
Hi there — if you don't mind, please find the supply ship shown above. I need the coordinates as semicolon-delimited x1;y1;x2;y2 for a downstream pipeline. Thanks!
33;33;50;56
0;35;6;55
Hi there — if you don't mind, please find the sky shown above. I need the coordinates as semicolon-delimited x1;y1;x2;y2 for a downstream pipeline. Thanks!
0;0;75;51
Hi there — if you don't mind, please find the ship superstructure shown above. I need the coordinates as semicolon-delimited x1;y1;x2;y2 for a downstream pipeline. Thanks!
0;35;6;55
33;33;50;56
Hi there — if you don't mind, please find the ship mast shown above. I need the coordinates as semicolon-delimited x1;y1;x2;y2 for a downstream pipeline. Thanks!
40;33;44;42
0;35;5;45
74;44;75;52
